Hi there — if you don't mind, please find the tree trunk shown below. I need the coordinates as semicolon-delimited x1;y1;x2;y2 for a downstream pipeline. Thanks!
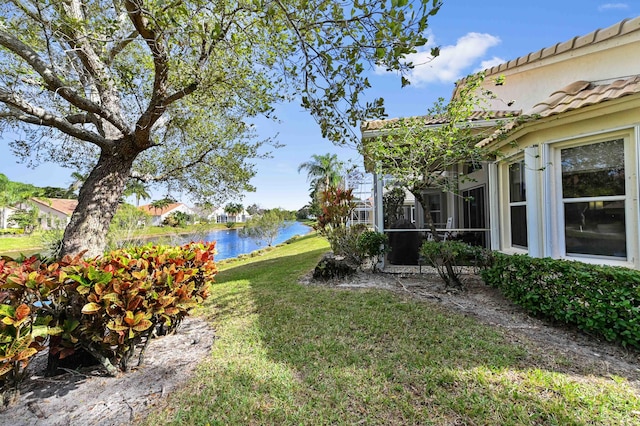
60;149;136;258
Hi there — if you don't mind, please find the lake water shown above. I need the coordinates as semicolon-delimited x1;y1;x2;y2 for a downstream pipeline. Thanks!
175;221;312;261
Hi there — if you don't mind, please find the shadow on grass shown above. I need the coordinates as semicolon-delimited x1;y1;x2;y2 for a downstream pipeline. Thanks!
169;238;640;425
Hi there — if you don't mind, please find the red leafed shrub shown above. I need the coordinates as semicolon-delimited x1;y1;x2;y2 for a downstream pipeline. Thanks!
0;255;70;401
57;242;217;374
0;242;217;399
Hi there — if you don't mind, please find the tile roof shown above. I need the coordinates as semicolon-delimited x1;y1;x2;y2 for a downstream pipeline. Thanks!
529;76;640;117
31;198;78;216
476;75;640;147
482;16;640;76
361;110;518;132
139;202;184;216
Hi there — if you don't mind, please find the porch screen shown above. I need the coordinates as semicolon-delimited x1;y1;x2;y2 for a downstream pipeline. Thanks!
561;139;626;258
508;161;527;248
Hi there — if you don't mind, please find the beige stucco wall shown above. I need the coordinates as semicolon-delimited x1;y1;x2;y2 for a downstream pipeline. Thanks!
477;34;640;113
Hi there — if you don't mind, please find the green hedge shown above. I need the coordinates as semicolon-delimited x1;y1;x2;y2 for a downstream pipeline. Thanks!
481;253;640;348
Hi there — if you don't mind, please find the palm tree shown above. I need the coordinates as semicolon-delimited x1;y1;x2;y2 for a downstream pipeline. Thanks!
150;197;175;214
297;153;345;194
224;203;244;222
123;180;152;206
68;171;87;196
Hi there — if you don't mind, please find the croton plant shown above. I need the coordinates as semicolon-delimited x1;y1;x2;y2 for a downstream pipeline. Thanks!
0;242;217;396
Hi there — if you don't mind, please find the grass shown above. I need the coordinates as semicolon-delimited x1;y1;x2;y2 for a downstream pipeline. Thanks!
144;234;640;425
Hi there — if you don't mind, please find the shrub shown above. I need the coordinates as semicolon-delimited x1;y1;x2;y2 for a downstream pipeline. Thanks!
322;224;368;265
482;253;640;348
0;242;217;399
57;242;216;374
420;240;490;287
356;230;388;272
0;255;66;402
313;254;356;280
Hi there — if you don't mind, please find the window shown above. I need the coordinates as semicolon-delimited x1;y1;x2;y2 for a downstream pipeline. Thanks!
463;186;486;246
423;192;445;227
561;139;626;258
508;161;527;248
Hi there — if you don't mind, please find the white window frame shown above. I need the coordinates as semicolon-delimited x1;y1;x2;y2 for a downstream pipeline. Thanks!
551;132;634;266
502;156;528;252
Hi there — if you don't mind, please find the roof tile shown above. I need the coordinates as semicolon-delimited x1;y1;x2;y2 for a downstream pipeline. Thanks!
477;75;640;147
483;16;640;76
361;110;519;132
31;198;78;216
530;76;640;116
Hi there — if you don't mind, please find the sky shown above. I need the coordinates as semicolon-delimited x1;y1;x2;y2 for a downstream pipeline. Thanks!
0;1;637;210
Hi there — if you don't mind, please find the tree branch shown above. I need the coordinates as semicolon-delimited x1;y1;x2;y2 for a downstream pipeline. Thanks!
0;30;131;136
106;30;139;65
124;0;170;140
0;89;109;148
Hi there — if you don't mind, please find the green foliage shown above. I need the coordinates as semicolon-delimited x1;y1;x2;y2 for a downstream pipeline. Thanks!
356;230;389;272
8;207;38;235
420;240;491;287
298;153;346;208
383;186;406;228
107;203;151;250
0;242;217;391
0;229;24;236
40;229;64;260
323;224;369;266
364;73;502;237
223;203;244;217
240;209;290;247
482;253;640;348
162;211;191;228
225;221;236;229
0;0;442;257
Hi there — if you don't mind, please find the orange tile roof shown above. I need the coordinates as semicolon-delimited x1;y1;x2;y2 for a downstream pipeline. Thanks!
361;110;518;132
31;198;78;216
138;202;184;216
482;16;640;77
477;75;640;147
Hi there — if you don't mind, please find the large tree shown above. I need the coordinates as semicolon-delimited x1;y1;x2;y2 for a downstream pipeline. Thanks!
0;0;440;257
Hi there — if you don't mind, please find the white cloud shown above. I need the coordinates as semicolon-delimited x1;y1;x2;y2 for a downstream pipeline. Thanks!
598;3;629;11
474;56;507;73
389;32;502;86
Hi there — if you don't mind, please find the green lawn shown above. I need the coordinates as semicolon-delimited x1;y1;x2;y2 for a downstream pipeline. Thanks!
143;234;640;425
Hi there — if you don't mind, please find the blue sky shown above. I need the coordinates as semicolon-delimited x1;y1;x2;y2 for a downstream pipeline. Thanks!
0;1;637;210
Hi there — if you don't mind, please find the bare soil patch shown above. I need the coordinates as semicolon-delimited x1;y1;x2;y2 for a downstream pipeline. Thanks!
2;270;639;425
0;317;215;426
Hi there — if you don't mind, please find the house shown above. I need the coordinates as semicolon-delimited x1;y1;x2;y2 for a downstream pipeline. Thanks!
138;202;194;226
0;205;17;229
31;198;78;230
362;16;640;269
209;206;251;224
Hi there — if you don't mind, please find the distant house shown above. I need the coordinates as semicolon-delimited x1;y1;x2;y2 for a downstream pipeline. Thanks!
362;16;640;269
138;202;194;226
209;206;252;224
31;198;78;230
0;205;17;229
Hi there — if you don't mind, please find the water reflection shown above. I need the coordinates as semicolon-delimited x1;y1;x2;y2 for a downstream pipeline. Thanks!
165;221;311;261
